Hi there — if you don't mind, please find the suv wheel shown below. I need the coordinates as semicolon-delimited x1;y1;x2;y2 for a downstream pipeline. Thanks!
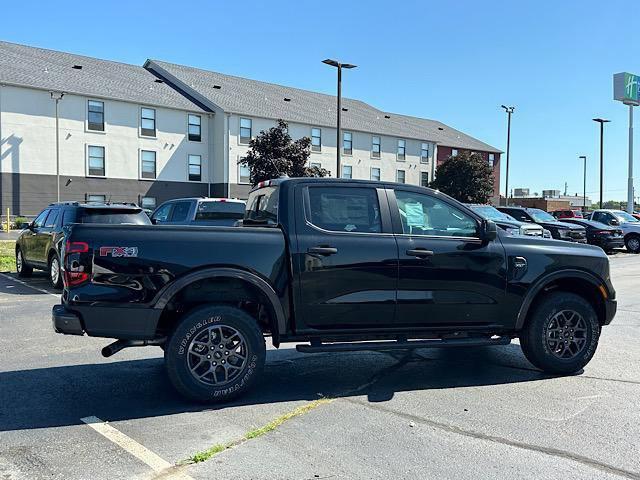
48;253;62;289
520;292;599;374
16;248;33;277
165;305;265;403
625;234;640;253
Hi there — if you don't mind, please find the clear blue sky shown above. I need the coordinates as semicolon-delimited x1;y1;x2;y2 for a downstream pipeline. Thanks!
3;0;637;200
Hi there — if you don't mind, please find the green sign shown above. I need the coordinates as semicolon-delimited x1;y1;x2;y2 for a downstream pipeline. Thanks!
614;72;640;105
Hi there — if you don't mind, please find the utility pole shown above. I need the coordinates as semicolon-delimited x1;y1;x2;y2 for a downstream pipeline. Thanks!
501;105;515;205
628;104;635;213
50;91;65;202
323;59;357;178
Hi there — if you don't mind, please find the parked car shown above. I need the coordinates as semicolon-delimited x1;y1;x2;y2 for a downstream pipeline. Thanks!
552;209;583;219
151;197;246;227
53;178;616;402
559;218;624;252
16;202;150;288
588;209;640;253
497;206;587;243
467;204;544;237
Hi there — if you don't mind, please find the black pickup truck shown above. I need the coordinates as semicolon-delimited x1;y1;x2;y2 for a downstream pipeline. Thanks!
53;178;617;402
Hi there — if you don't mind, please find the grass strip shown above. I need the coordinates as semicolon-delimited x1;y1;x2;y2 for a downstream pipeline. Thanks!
188;398;332;464
0;241;15;272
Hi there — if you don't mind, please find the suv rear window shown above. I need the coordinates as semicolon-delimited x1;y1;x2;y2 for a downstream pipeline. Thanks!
78;208;151;225
245;187;279;225
195;201;245;221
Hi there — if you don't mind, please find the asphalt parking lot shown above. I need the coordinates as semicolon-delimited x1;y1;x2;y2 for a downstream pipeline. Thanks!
1;252;639;480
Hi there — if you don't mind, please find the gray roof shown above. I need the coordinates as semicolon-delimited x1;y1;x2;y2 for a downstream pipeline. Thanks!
147;59;501;153
0;41;203;111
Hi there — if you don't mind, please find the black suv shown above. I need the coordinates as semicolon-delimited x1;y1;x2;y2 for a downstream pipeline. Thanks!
498;206;587;243
16;202;150;288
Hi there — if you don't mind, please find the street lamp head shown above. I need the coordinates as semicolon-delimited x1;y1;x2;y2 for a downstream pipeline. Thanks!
592;118;611;123
322;59;340;67
579;155;587;160
49;91;65;100
501;105;515;113
342;63;357;69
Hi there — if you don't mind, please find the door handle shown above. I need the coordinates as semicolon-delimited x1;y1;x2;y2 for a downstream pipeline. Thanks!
406;248;434;258
308;246;338;256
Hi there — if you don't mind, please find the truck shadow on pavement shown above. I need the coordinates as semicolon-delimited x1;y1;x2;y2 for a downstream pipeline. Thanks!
0;344;561;432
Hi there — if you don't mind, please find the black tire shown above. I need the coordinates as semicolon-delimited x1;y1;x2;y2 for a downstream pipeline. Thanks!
624;234;640;253
165;305;265;403
48;252;63;289
520;292;600;374
15;248;32;277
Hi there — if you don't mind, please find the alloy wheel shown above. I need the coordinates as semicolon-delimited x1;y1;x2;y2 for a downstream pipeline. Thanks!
628;237;640;252
545;310;588;359
50;257;60;285
16;251;23;272
187;325;248;386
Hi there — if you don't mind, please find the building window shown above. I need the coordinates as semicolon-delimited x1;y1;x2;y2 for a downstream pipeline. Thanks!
343;132;353;155
397;139;406;161
87;194;106;203
240;118;252;144
371;136;381;158
87;145;105;176
342;165;352;179
87;100;104;131
239;164;251;184
310;162;322;169
488;153;495;168
396;169;405;183
451;148;458;157
188;154;201;181
141;150;156;179
188;114;201;142
420;143;429;163
141;108;156;137
311;128;322;152
420;171;429;187
140;197;156;210
371;167;381;181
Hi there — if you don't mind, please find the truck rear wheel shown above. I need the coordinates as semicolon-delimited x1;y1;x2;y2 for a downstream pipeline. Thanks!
164;305;265;403
520;292;600;374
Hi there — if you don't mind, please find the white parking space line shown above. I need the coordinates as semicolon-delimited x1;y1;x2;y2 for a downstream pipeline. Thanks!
81;416;193;480
0;272;59;298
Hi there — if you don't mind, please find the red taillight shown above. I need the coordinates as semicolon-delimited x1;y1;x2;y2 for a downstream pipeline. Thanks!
63;241;90;287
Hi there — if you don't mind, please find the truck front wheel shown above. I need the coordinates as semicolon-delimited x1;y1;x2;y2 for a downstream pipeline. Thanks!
164;305;265;403
519;292;600;374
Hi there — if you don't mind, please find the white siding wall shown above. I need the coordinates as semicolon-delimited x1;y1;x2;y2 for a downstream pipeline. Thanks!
226;114;434;187
0;85;210;182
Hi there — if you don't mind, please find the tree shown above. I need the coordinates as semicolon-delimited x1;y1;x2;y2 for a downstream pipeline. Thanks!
239;119;330;186
429;151;495;204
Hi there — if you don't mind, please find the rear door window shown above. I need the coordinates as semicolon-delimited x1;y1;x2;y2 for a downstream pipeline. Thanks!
44;209;60;228
33;209;50;228
246;186;279;225
169;202;192;222
306;186;381;233
152;203;172;223
195;201;245;221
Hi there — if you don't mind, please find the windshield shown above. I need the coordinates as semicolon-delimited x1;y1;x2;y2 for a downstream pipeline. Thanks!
528;209;556;222
79;208;151;225
613;210;640;223
195;201;246;221
471;205;516;222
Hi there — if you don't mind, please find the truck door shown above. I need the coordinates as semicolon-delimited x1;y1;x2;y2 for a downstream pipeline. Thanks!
293;183;398;329
389;187;507;327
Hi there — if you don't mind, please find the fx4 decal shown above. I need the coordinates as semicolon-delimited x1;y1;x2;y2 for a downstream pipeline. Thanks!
99;246;139;258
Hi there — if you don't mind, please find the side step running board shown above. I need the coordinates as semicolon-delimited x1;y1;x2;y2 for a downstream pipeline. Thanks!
296;336;511;353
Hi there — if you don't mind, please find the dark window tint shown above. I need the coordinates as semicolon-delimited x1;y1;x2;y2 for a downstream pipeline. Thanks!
44;209;59;228
62;209;77;226
78;208;151;225
33;209;50;228
88;100;104;131
395;190;477;237
245;186;279;225
169;202;192;222
307;187;381;233
503;209;529;222
195;201;245;221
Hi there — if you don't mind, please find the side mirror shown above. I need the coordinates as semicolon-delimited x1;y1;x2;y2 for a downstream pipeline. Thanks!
150;218;157;225
480;220;497;241
610;219;620;226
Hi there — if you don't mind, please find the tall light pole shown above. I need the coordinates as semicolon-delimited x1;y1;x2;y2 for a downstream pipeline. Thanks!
50;91;65;202
579;155;587;212
628;104;635;213
322;59;357;178
592;118;610;209
501;105;515;205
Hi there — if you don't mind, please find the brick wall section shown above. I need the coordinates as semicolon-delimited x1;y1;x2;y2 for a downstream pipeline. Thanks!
436;146;501;203
509;198;572;212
